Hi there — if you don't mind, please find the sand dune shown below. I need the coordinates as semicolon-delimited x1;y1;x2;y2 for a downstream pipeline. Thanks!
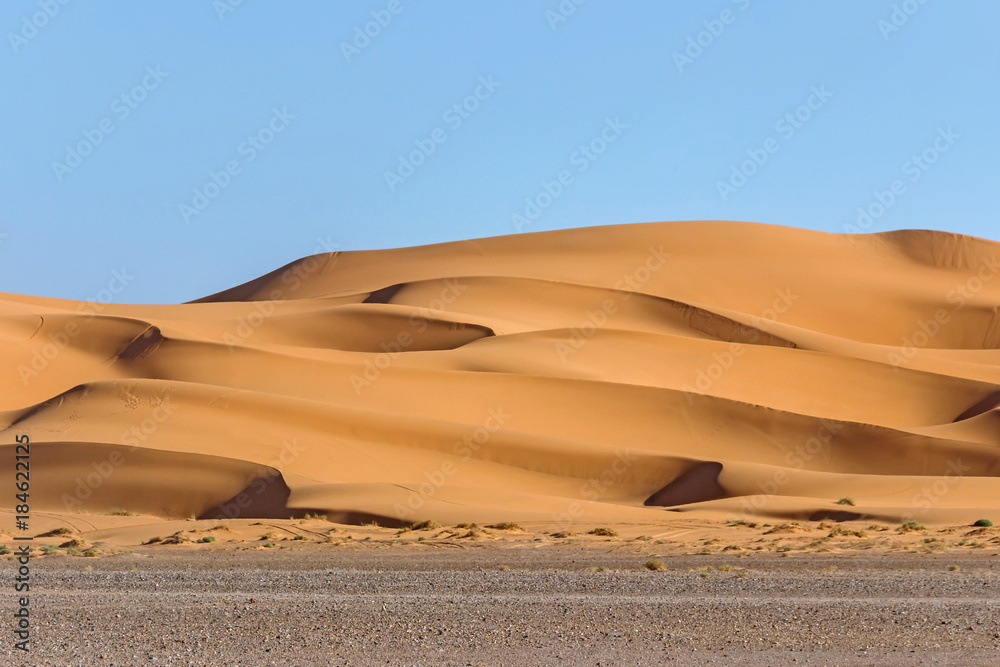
2;220;999;534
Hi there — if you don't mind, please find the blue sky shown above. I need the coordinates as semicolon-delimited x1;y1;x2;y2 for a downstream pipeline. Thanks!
2;1;998;304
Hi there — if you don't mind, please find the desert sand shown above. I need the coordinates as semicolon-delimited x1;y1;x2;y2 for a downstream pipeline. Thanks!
2;220;1000;538
3;220;1000;664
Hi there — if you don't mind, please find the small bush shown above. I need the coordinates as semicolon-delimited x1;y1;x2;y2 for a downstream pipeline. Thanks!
38;527;73;537
973;519;993;528
485;522;522;531
199;536;216;543
454;522;478;529
143;536;163;545
898;520;926;532
210;523;234;532
293;535;305;540
40;545;60;554
106;508;136;516
588;527;618;538
408;520;440;531
836;497;856;506
83;550;98;557
550;531;572;539
0;546;11;555
262;541;275;548
260;532;277;540
947;564;961;571
645;559;666;571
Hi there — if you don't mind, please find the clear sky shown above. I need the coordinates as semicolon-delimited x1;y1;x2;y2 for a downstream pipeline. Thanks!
2;1;997;304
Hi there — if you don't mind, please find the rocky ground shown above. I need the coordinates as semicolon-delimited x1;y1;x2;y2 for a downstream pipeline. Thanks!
1;542;999;666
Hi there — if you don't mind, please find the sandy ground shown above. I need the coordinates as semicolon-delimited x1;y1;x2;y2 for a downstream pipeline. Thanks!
2;541;999;666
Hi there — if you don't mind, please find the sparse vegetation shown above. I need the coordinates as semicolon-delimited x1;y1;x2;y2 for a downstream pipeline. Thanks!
550;531;572;539
898;520;926;532
498;564;510;571
262;541;275;548
485;522;522;531
106;507;136;516
947;564;961;571
408;520;440;531
40;545;60;554
199;536;216;543
143;536;163;545
588;527;618;538
454;522;478;529
836;497;856;506
0;546;11;555
973;519;993;528
38;527;73;537
645;559;666;571
83;550;98;557
293;535;305;540
726;518;759;528
260;531;277;540
210;523;234;532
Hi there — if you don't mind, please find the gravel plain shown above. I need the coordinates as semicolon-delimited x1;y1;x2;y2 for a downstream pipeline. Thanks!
2;545;999;666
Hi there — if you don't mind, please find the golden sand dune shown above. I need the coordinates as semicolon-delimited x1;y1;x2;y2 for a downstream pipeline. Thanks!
2;221;999;530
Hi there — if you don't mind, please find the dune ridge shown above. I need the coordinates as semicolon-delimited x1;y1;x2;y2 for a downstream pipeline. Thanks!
2;220;999;530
